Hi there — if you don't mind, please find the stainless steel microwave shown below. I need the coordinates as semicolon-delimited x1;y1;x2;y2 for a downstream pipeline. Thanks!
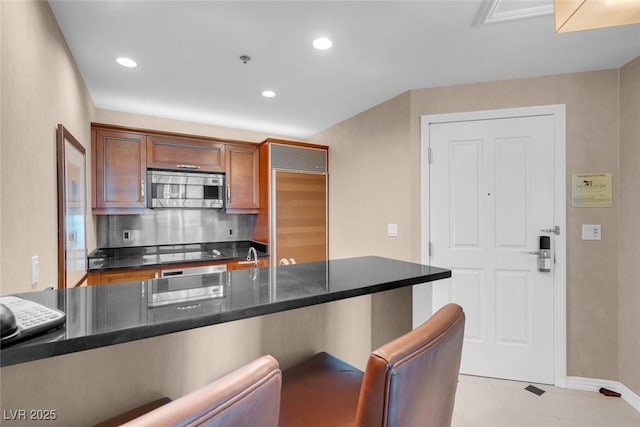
147;170;224;208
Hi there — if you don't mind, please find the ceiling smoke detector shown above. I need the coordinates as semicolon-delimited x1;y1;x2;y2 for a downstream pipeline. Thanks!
239;55;251;64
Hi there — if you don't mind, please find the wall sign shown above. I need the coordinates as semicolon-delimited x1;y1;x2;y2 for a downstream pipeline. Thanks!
571;173;612;208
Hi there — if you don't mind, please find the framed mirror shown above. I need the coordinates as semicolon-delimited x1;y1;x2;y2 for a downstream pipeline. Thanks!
57;124;87;288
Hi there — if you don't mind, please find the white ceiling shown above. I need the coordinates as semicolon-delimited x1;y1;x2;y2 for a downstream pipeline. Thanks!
49;1;640;138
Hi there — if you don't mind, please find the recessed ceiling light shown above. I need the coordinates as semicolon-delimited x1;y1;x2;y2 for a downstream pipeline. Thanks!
313;37;333;50
116;57;137;68
262;90;276;98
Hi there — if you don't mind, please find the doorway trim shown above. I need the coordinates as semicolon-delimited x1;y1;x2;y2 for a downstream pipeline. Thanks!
420;104;567;387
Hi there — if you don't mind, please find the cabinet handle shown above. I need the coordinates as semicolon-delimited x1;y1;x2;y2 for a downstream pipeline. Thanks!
227;184;231;204
176;164;201;169
141;179;144;200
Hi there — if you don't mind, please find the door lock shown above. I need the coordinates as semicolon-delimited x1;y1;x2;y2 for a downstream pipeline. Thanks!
531;236;551;272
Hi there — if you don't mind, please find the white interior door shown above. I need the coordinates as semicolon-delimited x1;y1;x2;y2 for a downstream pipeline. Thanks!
428;115;557;384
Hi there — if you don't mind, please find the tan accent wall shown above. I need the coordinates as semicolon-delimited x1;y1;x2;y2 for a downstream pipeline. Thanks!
0;3;372;425
0;0;4;289
0;0;95;295
309;92;414;348
313;69;624;382
409;71;621;381
619;56;640;396
0;2;636;424
310;92;413;262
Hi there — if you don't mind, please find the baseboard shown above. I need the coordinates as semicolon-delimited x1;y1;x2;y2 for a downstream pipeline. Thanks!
566;376;640;413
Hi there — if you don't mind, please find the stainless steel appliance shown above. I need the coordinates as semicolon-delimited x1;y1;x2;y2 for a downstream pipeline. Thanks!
148;264;227;307
147;170;225;208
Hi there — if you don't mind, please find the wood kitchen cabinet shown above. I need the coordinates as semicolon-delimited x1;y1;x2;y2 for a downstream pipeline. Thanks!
92;128;147;214
91;122;262;215
87;268;159;286
147;134;225;172
225;143;260;213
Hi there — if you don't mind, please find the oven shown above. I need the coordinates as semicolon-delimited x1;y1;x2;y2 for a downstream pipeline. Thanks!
147;264;227;307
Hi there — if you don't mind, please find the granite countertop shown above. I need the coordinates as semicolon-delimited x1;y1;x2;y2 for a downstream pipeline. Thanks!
88;241;268;271
0;256;451;367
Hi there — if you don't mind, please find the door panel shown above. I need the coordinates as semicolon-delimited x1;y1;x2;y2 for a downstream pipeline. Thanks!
451;268;483;341
429;115;556;384
495;138;528;248
451;140;482;247
495;270;530;345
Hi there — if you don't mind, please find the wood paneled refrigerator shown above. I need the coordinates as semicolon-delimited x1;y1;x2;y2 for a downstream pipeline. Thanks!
252;140;328;266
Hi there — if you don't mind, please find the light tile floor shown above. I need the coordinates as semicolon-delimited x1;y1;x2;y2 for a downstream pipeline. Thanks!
453;375;640;427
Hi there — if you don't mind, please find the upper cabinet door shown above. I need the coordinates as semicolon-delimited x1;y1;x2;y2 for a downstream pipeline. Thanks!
225;143;260;213
147;135;225;172
93;129;147;212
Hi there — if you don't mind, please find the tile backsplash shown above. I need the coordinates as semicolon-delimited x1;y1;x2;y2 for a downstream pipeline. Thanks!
96;209;256;248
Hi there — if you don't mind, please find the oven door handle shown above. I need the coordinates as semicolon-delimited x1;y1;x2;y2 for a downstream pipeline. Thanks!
161;271;184;277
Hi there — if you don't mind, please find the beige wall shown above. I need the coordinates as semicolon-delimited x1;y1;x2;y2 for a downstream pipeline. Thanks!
311;92;414;262
309;92;414;348
619;56;640;396
0;3;374;425
0;0;4;288
313;69;626;382
1;1;637;424
1;0;95;295
409;71;621;381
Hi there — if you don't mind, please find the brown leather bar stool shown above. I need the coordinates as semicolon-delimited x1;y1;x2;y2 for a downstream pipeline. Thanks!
279;303;465;427
96;355;281;427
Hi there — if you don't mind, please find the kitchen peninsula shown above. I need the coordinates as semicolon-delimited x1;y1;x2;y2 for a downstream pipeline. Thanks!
1;256;450;367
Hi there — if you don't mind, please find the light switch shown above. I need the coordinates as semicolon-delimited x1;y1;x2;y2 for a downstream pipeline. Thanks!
387;223;398;237
31;256;39;286
582;224;602;241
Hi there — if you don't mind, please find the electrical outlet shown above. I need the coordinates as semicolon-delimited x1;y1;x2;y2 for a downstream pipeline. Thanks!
122;230;132;241
387;223;398;237
228;228;233;236
31;256;39;286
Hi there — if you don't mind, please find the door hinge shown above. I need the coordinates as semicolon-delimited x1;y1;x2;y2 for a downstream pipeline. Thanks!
428;241;433;257
427;147;432;164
